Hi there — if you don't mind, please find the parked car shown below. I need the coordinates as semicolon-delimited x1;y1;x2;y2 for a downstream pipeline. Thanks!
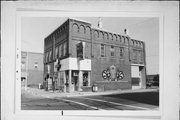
146;74;159;88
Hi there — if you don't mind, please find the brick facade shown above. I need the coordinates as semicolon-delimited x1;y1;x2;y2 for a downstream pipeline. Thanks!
44;18;146;92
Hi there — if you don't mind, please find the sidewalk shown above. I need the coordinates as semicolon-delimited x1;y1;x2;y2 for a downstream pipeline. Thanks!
22;87;159;99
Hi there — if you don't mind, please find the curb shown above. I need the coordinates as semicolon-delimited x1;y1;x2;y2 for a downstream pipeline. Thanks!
22;87;159;99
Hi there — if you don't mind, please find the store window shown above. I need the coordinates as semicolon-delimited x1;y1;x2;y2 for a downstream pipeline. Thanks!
110;46;115;57
100;44;105;57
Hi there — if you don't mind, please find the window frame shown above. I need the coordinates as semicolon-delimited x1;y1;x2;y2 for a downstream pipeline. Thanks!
110;45;115;57
100;44;106;57
119;47;124;58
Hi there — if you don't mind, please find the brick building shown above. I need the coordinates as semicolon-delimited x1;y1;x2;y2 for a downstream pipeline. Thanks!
21;51;44;88
44;18;146;92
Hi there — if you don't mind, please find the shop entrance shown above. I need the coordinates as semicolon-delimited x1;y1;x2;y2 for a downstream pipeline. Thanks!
83;72;89;86
72;70;79;91
64;70;90;92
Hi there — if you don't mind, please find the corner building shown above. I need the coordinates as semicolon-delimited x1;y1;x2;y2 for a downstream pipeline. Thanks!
44;18;146;92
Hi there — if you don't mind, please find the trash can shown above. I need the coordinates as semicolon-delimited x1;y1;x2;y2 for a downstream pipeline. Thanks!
92;84;98;92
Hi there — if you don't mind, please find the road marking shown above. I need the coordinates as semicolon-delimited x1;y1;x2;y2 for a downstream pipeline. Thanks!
81;97;150;110
60;99;105;110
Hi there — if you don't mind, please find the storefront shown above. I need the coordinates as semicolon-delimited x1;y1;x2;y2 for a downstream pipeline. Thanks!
53;57;91;92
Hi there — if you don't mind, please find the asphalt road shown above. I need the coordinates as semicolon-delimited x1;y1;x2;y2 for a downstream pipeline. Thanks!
21;91;159;110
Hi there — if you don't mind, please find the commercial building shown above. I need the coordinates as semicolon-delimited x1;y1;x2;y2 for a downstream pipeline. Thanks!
44;18;146;92
21;51;44;88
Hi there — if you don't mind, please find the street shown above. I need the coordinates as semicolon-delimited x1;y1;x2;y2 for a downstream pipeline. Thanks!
21;89;159;110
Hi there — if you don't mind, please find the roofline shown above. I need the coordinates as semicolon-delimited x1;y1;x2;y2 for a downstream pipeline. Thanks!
44;18;69;40
68;17;91;24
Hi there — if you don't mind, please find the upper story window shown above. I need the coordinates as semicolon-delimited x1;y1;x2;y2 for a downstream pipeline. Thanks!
49;51;52;62
100;44;105;57
138;50;144;64
132;49;138;63
34;62;38;69
110;46;115;57
61;43;64;57
120;47;124;58
55;47;58;59
63;41;67;56
59;44;62;58
46;52;48;63
21;61;26;70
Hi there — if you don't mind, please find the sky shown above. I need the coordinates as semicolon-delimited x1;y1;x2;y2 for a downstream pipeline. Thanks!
21;17;159;75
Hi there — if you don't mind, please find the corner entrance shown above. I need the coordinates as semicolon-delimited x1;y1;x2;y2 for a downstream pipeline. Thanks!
62;70;91;92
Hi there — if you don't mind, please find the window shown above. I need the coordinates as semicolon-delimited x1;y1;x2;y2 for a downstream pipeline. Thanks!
138;50;144;64
100;44;105;57
46;52;48;63
49;51;52;62
21;61;26;70
132;49;138;63
59;44;62;58
61;43;64;57
55;47;58;59
110;46;115;57
34;62;38;69
64;41;67;56
120;47;124;58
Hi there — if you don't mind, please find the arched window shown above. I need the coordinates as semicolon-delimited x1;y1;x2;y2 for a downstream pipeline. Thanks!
121;36;125;43
109;33;113;40
95;30;99;38
86;26;91;35
79;25;85;34
104;32;108;39
72;23;79;32
99;31;103;39
113;34;117;41
117;35;120;41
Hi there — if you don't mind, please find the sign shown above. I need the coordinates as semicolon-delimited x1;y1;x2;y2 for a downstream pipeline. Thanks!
102;65;124;81
47;65;51;73
54;59;61;72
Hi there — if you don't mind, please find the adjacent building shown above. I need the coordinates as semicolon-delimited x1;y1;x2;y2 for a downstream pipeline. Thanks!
21;51;44;88
44;18;146;92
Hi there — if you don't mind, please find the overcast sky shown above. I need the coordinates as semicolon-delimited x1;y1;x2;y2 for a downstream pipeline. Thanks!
21;17;159;75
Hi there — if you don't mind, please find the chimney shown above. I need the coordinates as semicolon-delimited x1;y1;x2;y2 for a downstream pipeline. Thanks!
124;29;129;36
98;17;102;29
